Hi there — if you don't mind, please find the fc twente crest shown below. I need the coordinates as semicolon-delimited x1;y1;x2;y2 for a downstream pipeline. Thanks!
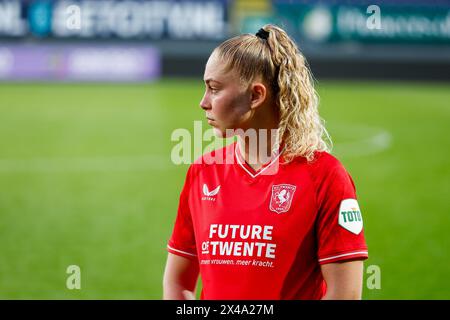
269;184;297;214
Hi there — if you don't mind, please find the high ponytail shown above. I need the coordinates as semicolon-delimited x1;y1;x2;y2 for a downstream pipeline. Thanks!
215;24;331;162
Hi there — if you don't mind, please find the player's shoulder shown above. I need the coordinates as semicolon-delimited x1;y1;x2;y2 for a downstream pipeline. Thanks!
306;151;357;198
305;150;349;178
310;150;342;168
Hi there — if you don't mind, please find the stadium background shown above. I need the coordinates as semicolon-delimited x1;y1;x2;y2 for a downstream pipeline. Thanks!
0;0;449;299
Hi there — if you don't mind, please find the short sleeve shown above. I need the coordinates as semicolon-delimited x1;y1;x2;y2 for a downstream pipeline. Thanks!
167;165;198;260
315;162;368;265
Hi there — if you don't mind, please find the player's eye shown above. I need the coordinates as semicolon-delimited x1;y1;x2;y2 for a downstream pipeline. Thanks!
208;86;218;94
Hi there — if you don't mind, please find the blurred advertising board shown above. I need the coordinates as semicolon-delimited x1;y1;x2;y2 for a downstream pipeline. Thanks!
0;44;160;81
270;0;450;44
0;0;229;40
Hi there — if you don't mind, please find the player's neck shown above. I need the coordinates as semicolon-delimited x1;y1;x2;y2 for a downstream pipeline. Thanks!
236;101;280;171
236;129;280;172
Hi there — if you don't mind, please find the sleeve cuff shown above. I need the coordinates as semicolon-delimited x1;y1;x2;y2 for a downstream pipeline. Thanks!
318;250;368;265
167;244;198;260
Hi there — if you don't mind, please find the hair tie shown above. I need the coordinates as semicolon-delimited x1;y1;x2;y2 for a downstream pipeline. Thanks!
255;28;269;40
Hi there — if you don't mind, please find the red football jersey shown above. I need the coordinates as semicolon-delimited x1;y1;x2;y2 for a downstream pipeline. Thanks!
167;142;368;300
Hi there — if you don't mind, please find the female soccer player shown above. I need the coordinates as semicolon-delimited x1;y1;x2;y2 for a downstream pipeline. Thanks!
163;25;368;300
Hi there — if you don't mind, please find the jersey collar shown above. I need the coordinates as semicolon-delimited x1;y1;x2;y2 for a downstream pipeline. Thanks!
234;142;283;178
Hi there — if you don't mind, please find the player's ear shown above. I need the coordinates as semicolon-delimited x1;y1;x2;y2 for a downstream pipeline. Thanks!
249;82;267;110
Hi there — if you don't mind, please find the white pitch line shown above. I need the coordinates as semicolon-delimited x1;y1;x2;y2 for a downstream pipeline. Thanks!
330;123;392;158
333;130;392;158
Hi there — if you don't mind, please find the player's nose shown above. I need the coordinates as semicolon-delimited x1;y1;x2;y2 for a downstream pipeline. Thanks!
199;93;210;110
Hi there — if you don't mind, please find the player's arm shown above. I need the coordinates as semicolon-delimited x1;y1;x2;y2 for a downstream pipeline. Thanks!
163;253;199;300
320;260;364;300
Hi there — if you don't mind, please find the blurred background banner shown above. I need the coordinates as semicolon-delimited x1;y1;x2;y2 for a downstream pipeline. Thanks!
0;44;160;81
1;0;449;80
272;1;450;44
0;0;449;300
0;0;229;40
0;0;229;81
236;0;450;80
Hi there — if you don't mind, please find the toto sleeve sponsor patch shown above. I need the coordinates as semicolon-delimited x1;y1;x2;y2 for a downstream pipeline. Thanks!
338;199;363;235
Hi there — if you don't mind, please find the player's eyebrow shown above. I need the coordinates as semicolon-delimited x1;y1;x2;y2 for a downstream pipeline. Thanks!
204;78;221;85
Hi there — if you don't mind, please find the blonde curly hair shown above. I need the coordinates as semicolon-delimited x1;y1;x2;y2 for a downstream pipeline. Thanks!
214;24;332;162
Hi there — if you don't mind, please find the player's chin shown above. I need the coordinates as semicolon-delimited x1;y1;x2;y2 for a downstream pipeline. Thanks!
208;123;236;139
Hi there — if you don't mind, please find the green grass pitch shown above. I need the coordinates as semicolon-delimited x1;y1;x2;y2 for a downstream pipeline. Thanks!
0;80;448;299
